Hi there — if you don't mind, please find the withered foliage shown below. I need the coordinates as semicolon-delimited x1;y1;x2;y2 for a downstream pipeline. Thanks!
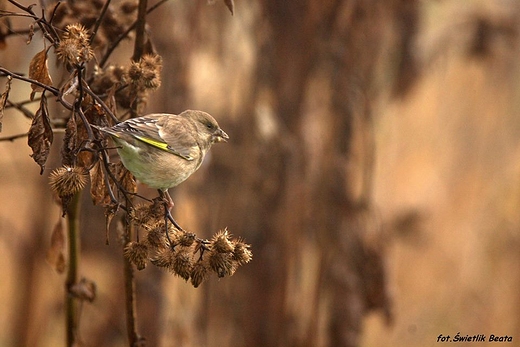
126;203;252;287
28;48;53;99
1;0;250;291
27;96;53;174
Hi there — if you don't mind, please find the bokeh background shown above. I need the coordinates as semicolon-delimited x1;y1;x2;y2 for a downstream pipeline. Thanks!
1;0;520;346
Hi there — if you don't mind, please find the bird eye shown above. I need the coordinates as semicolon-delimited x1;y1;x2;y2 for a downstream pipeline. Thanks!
206;123;214;130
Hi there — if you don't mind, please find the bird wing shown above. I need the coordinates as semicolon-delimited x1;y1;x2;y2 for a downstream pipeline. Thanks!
113;114;198;161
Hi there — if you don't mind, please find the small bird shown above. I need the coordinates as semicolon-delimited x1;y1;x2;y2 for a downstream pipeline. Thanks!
93;110;229;209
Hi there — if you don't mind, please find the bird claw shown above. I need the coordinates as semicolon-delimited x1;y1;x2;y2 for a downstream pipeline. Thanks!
156;189;184;248
158;190;174;211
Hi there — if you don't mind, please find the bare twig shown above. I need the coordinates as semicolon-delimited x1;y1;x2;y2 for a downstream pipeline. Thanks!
81;81;119;123
0;67;60;96
99;0;169;68
6;99;35;119
0;132;27;141
89;0;111;45
7;0;59;44
74;65;95;140
0;10;39;19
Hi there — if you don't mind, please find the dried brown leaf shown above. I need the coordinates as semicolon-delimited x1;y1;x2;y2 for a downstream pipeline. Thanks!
29;49;53;98
75;116;94;168
28;96;53;174
104;203;119;245
61;115;77;167
223;0;234;15
89;160;110;206
46;219;66;273
85;103;107;124
0;76;12;132
114;161;137;196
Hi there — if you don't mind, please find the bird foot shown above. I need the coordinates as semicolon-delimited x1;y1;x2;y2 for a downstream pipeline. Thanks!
158;190;174;211
156;190;184;248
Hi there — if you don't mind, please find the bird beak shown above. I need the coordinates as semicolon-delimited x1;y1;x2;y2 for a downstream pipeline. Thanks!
215;128;229;142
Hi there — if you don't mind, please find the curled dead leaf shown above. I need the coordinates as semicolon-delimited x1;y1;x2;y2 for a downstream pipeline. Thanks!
89;160;110;206
28;96;53;174
104;203;120;245
61;115;78;167
29;49;53;99
114;161;137;196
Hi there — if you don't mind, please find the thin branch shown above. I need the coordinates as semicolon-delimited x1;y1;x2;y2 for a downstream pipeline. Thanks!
7;0;58;44
0;67;60;96
6;99;35;119
0;10;39;19
89;0;111;45
74;65;95;140
41;4;61;43
99;0;169;68
81;81;119;123
0;132;27;141
100;150;124;206
47;1;61;24
97;146;149;209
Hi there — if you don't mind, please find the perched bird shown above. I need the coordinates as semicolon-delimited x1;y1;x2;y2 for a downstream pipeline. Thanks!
93;110;228;208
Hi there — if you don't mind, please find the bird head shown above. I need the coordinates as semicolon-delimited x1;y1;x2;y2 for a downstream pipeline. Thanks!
184;110;229;145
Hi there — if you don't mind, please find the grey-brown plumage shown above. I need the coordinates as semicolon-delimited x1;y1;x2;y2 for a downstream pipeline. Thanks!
94;110;228;192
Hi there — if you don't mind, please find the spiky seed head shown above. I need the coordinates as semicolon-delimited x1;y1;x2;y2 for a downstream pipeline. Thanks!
232;239;253;265
124;241;148;270
210;229;234;253
190;260;210;288
209;252;235;278
179;232;196;247
171;248;193;281
128;54;162;91
130;203;162;227
143;223;166;249
49;166;88;198
56;24;93;65
151;248;173;269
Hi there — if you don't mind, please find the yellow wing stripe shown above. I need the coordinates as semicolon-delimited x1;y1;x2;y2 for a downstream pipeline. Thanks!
135;135;170;151
134;135;194;161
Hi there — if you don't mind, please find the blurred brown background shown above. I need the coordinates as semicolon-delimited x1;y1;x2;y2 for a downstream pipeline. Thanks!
1;0;520;346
